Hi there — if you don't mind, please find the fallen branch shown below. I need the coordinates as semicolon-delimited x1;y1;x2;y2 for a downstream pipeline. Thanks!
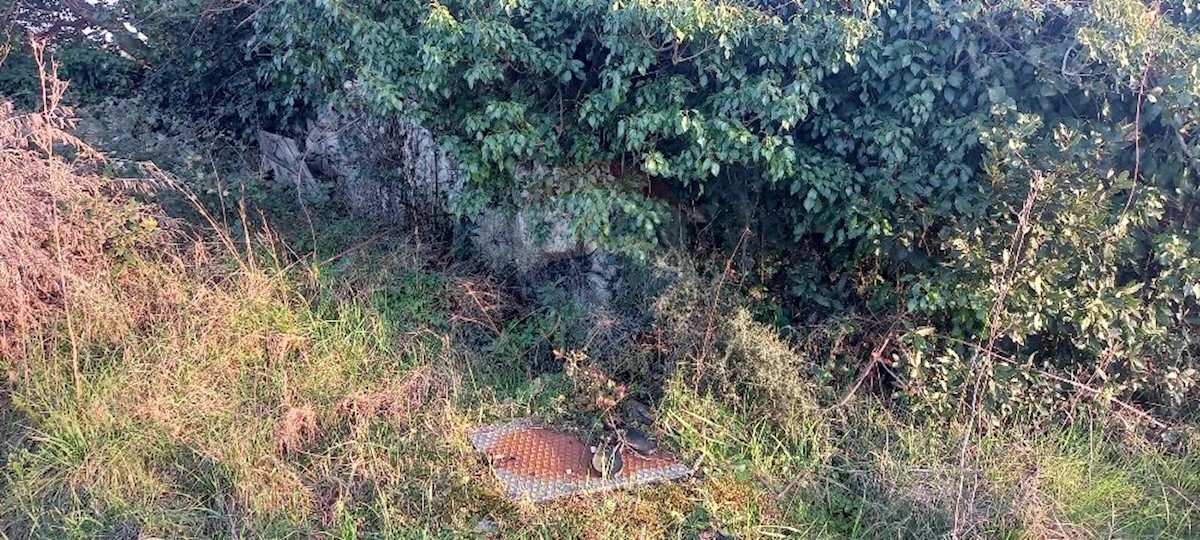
1028;365;1169;431
828;333;892;412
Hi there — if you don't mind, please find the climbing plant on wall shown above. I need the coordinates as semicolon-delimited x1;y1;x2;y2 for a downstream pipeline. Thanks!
260;0;1200;419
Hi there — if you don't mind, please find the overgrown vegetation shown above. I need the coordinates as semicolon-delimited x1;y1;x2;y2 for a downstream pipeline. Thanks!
2;138;1196;535
243;0;1200;422
3;0;1200;538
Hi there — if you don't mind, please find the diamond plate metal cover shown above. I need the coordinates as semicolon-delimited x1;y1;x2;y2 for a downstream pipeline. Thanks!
470;419;689;502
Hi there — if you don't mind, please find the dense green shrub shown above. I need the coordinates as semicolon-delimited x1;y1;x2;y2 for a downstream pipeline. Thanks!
249;0;1200;422
5;0;277;132
123;0;287;133
0;37;39;109
4;1;146;106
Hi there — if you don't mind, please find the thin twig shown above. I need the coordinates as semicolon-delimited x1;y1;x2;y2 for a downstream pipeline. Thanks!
695;227;749;388
829;333;892;411
51;174;82;406
30;41;83;404
1175;128;1200;178
1122;0;1162;218
142;162;249;272
951;338;1170;431
953;165;1044;538
319;227;397;265
1036;367;1168;430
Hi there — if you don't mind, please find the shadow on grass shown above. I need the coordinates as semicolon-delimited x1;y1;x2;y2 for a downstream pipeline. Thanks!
0;383;31;496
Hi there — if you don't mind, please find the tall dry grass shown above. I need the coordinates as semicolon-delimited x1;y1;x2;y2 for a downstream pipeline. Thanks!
0;40;129;364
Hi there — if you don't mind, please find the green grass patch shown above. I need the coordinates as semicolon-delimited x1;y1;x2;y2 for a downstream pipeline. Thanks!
3;227;1198;539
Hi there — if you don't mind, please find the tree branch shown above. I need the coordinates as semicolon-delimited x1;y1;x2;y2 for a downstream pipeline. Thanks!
1176;127;1200;178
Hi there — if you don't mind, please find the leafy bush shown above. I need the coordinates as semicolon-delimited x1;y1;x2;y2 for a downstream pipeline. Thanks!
125;0;286;133
0;38;39;109
6;0;278;132
248;0;1200;422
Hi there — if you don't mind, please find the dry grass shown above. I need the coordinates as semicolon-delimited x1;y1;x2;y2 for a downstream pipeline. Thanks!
0;42;109;361
335;364;452;434
274;404;319;456
2;208;1197;538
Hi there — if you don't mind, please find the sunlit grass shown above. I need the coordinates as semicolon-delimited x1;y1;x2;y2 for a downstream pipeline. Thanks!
2;225;1198;539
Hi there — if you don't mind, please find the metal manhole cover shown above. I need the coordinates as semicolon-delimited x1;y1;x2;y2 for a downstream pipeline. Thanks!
470;419;689;502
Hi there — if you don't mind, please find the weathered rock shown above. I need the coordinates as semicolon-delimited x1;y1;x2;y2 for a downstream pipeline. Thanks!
302;87;623;324
258;130;317;200
471;205;594;274
304;104;461;224
471;203;617;320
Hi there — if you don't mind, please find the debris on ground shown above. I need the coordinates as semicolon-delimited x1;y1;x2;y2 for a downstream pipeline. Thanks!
470;419;689;502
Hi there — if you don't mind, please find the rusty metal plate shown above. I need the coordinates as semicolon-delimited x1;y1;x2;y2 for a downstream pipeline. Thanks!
470;419;689;502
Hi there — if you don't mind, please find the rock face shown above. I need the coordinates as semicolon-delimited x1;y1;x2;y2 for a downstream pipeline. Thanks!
472;203;617;314
258;130;318;200
298;93;615;316
304;105;462;225
471;205;590;275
